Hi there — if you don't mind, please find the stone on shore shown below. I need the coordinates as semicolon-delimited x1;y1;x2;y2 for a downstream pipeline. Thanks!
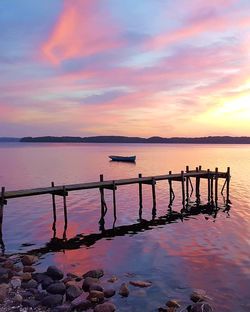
66;284;82;301
47;282;66;295
23;265;36;273
22;298;40;308
41;294;63;308
94;302;116;312
104;288;116;298
87;290;104;303
13;293;23;303
107;276;117;283
83;269;104;279
166;299;180;308
21;272;32;282
82;277;99;291
51;303;72;312
0;284;9;303
47;266;64;280
71;293;92;310
189;302;214;312
10;277;22;289
89;283;104;292
190;289;208;303
119;283;129;297
21;255;38;266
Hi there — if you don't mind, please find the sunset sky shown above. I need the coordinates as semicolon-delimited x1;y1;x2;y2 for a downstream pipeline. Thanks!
0;0;250;137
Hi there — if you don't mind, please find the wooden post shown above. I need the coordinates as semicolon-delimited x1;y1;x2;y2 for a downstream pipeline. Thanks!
63;185;68;228
186;166;189;206
152;178;156;218
199;165;202;171
195;167;200;205
138;173;143;219
51;182;56;232
112;181;117;222
210;173;214;206
168;171;174;209
207;169;211;204
181;171;185;209
99;174;105;229
215;167;218;207
0;187;5;250
226;167;230;205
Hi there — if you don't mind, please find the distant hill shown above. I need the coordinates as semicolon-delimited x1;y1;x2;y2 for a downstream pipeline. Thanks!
0;137;20;142
20;136;250;144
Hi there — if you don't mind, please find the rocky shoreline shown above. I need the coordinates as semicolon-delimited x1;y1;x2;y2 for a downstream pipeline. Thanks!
0;254;214;311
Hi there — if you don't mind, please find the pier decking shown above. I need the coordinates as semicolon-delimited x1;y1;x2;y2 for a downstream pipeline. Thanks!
0;166;230;249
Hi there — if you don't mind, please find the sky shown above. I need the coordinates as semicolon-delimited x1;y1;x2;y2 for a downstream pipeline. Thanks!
0;0;250;138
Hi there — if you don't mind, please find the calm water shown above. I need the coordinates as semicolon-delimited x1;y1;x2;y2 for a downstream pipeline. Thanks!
0;143;250;311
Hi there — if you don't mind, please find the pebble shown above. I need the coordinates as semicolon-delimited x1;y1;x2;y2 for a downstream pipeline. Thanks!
104;288;116;298
89;283;104;292
83;269;104;279
71;293;92;310
190;289;207;303
21;272;32;282
129;280;152;287
66;284;82;301
23;266;35;273
119;283;129;297
47;266;64;280
107;275;117;283
82;276;99;291
87;290;104;303
10;278;22;289
189;302;214;312
46;282;66;295
21;255;38;266
13;294;23;303
41;294;63;308
94;302;116;312
166;299;180;308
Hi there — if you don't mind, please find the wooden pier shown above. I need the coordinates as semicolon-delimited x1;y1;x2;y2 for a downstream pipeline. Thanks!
0;166;230;248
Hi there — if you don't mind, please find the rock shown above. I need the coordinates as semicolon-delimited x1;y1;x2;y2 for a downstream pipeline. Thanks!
63;277;73;284
82;277;98;291
129;280;152;287
21;255;38;266
107;276;117;283
0;268;10;283
42;276;54;289
104;288;116;298
47;266;64;280
13;293;23;303
10;277;22;289
119;283;129;297
66;284;82;301
23;266;36;273
22;299;40;308
190;289;208;303
47;282;66;295
41;294;63;308
158;308;168;312
0;284;9;303
21;272;32;281
24;279;38;289
51;303;72;312
32;272;47;283
2;260;14;269
71;293;91;310
166;300;180;308
83;269;104;279
189;302;214;312
87;290;104;303
67;272;79;279
94;302;116;312
89;283;104;292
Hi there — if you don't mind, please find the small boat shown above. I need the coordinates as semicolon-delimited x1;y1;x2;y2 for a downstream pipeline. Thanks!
109;155;136;162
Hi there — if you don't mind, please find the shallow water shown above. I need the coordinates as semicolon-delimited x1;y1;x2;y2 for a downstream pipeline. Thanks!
0;143;250;311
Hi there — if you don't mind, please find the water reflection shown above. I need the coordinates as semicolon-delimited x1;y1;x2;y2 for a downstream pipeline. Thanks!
25;203;230;256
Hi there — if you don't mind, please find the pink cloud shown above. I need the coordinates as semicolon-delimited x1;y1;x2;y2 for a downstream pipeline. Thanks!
42;0;124;64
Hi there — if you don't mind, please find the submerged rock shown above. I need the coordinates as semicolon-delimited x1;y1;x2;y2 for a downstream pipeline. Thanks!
129;280;152;287
71;293;91;310
190;289;208;303
66;284;82;301
189;302;214;312
166;299;180;308
104;288;116;298
87;290;104;303
82;277;99;291
119;283;129;297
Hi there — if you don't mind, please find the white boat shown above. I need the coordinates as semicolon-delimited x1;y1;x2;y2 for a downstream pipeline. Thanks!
109;155;136;162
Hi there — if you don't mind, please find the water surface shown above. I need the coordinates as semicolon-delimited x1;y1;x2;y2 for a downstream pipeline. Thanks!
0;143;249;311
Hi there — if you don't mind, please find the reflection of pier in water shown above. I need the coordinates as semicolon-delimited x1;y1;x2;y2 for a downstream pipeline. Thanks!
0;166;231;252
25;203;231;255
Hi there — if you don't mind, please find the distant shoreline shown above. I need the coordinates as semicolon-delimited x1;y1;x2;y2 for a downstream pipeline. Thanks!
1;135;249;144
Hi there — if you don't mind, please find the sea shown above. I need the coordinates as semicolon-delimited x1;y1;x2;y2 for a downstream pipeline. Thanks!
0;142;249;311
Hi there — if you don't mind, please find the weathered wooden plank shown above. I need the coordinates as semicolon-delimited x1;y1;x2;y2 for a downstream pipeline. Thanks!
4;170;228;200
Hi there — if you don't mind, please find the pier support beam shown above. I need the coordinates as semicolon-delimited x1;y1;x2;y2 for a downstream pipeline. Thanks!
181;171;185;209
151;178;156;218
168;171;175;209
215;167;218;207
138;173;143;219
51;182;57;235
226;167;231;205
185;166;189;207
195;167;200;206
0;187;6;251
112;181;117;228
207;169;211;204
